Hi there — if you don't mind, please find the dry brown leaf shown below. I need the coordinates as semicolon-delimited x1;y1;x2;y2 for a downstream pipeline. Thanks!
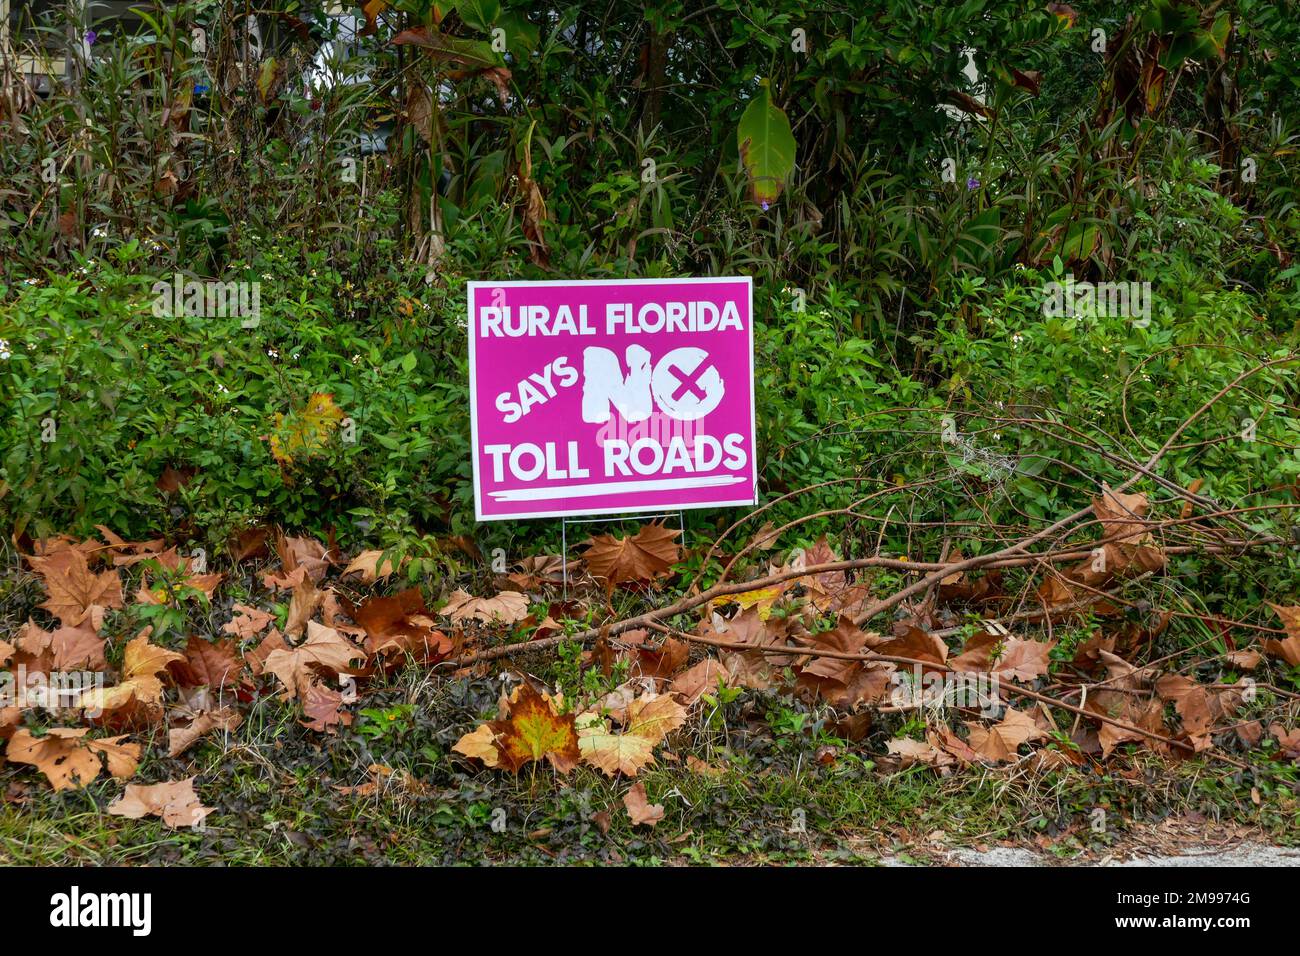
167;687;243;757
229;527;271;563
623;781;664;826
6;728;140;791
581;524;680;590
109;777;212;828
353;589;452;663
222;603;274;639
874;623;948;667
1270;723;1300;760
300;680;354;733
576;693;687;777
991;637;1055;683
443;589;529;625
886;736;955;768
245;629;289;676
341;549;400;583
670;658;730;704
79;628;185;727
1264;604;1300;666
263;621;365;700
796;617;892;709
265;533;333;588
452;723;501;768
284;575;322;637
1094;484;1151;543
1155;674;1216;740
506;555;568;590
1087;692;1165;757
11;619;106;674
965;708;1049;762
96;526;166;563
576;713;658;776
172;636;245;691
29;547;123;630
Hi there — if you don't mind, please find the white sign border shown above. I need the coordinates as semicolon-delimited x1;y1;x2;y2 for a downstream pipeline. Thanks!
467;276;757;522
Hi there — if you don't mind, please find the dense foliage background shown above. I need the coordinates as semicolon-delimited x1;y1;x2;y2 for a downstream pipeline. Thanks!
1;0;1298;588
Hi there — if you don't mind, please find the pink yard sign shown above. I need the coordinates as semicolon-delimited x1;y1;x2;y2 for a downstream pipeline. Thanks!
468;277;756;521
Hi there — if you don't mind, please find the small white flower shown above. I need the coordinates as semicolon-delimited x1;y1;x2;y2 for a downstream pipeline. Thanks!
267;348;279;358
217;383;228;393
0;339;10;360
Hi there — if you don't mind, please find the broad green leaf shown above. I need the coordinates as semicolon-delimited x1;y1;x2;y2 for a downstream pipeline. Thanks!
736;79;796;206
457;0;500;32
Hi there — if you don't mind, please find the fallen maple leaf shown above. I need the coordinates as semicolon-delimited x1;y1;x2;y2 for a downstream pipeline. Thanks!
245;629;289;676
79;628;185;727
886;736;956;768
265;533;334;587
874;623;948;668
284;575;322;637
222;603;274;639
1270;723;1300;761
576;713;658;776
1155;674;1217;742
263;621;364;700
353;589;451;663
108;777;212;828
442;588;529;625
965;708;1049;762
796;617;892;709
167;687;243;756
29;547;123;630
582;523;680;591
1264;604;1300;666
229;527;271;563
1087;692;1165;757
576;693;687;776
6;728;140;791
341;549;400;583
1094;485;1152;543
11;619;105;674
948;630;1001;672
96;526;165;563
505;554;567;590
455;683;580;774
669;658;730;704
300;679;354;733
623;781;664;826
0;707;19;743
1223;649;1262;670
603;630;690;684
172;636;245;691
452;723;501;768
990;637;1055;682
802;536;848;608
